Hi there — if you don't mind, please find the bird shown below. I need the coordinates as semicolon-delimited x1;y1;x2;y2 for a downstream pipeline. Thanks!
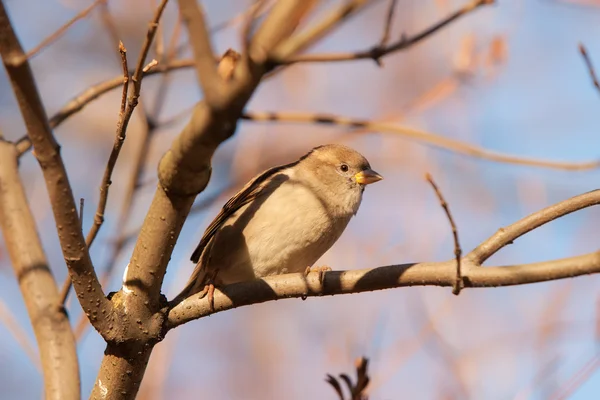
172;144;383;307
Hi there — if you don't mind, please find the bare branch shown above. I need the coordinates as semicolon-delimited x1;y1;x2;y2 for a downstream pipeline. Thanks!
25;0;105;59
0;299;41;372
379;0;397;48
241;111;600;171
177;0;222;103
469;189;600;264
579;43;600;94
0;1;114;334
326;357;371;400
271;0;372;61
0;140;79;400
60;42;132;305
425;173;462;295
167;251;600;330
276;0;494;65
86;41;130;248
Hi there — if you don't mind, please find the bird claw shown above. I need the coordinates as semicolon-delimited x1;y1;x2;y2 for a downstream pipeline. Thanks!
304;265;332;284
197;282;216;311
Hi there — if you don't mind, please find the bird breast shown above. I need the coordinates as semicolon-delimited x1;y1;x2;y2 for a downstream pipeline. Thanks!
208;175;357;284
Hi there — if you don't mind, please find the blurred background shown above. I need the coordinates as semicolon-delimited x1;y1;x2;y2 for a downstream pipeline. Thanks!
1;0;600;398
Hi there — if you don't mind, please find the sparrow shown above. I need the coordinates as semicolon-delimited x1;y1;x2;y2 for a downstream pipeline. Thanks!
172;144;382;306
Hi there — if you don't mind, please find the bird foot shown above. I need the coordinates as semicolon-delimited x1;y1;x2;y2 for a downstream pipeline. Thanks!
196;282;216;311
304;265;332;284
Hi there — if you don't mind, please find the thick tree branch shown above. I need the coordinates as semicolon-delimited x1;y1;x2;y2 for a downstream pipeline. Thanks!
241;111;600;170
167;189;600;329
0;140;80;400
166;253;600;330
177;0;222;103
0;2;114;334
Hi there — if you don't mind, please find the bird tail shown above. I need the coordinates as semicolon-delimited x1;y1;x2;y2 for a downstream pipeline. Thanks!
169;263;209;307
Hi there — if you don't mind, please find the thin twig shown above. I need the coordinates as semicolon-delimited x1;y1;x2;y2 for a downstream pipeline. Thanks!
380;0;397;47
579;43;600;94
548;353;600;400
60;41;130;305
241;111;600;171
0;299;41;372
25;0;105;60
326;357;371;400
425;173;462;295
276;0;494;65
79;197;85;224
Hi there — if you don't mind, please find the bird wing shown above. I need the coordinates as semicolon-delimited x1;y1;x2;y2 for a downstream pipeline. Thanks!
190;161;297;263
171;162;298;304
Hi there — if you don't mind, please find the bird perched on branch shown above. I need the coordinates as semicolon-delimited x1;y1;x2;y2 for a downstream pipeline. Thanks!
172;144;382;307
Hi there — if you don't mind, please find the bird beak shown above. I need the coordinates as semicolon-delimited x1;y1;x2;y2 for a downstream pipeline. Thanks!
354;169;383;185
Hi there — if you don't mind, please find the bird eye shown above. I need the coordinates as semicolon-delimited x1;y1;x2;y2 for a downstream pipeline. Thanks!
340;164;349;172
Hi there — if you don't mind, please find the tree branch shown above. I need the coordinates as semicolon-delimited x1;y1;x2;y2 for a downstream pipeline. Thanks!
579;43;600;95
177;0;222;103
0;140;80;400
468;189;600;264
426;173;463;295
167;252;600;330
25;0;105;60
275;0;494;65
241;111;600;170
0;1;114;335
166;189;600;329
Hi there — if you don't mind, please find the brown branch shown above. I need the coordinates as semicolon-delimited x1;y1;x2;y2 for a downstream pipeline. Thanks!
379;0;397;48
167;252;600;330
579;43;600;94
241;111;600;171
275;0;494;65
25;0;105;59
271;0;372;61
326;357;371;400
0;140;80;400
177;0;222;103
425;173;462;295
0;1;114;335
87;41;129;250
468;189;600;264
167;189;600;329
373;0;397;67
